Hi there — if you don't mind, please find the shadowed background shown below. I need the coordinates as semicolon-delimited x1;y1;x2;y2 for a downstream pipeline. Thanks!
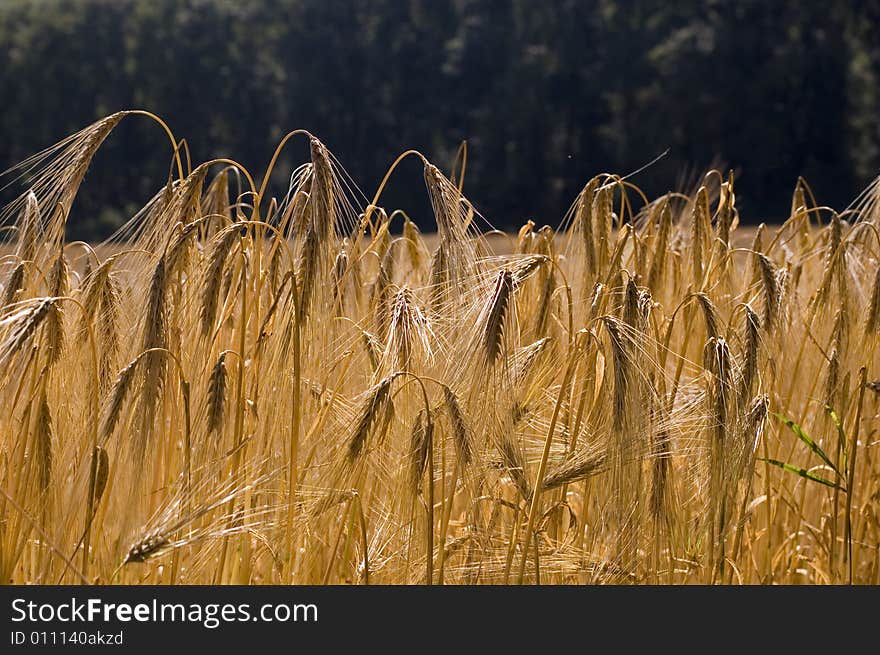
0;0;878;238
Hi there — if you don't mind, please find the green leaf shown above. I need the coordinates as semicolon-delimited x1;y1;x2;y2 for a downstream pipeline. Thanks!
773;412;841;478
760;458;843;490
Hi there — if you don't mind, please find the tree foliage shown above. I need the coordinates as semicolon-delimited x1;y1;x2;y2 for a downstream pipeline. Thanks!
0;0;876;238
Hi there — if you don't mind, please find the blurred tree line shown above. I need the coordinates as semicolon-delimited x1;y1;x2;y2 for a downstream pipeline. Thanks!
0;0;878;238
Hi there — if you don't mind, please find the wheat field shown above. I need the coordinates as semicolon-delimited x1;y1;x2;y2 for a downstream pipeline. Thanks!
1;111;878;585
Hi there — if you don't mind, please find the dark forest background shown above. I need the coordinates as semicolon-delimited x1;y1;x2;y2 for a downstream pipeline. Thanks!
1;0;879;238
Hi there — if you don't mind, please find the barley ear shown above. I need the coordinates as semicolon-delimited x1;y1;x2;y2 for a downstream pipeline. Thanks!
443;386;472;466
35;387;53;492
206;352;228;434
482;269;514;365
347;377;393;463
